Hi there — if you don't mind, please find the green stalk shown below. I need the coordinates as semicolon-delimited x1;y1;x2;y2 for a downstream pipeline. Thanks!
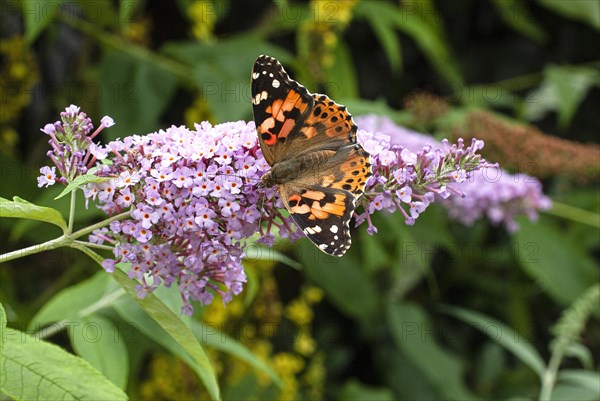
67;190;77;234
546;201;600;228
539;351;564;401
70;210;131;240
0;211;130;264
63;17;194;85
0;235;68;263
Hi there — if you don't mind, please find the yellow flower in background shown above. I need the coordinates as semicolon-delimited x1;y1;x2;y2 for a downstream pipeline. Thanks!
285;299;313;326
304;352;326;400
122;18;151;46
273;352;305;401
188;0;216;42
298;0;358;79
184;96;214;127
140;354;203;399
144;260;326;400
304;286;324;304
254;274;283;324
294;330;316;356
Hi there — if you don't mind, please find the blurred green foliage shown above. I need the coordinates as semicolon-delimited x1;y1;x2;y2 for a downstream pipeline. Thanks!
1;0;599;400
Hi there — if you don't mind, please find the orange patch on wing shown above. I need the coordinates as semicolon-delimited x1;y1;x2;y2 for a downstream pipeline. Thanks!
278;118;295;140
328;151;371;194
290;204;311;214
307;194;347;217
319;200;346;215
309;207;330;220
320;174;335;187
288;194;302;203
301;125;318;139
267;99;283;120
263;132;276;146
302;190;326;200
259;117;275;132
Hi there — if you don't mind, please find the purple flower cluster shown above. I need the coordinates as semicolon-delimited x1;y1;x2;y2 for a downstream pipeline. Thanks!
354;122;493;234
355;115;551;231
37;105;114;187
84;121;296;314
38;105;539;314
443;169;552;232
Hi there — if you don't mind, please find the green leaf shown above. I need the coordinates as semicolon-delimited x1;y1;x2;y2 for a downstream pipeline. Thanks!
557;370;600;395
68;315;129;389
162;37;292;123
523;65;600;129
119;0;140;25
339;379;395;401
347;101;411;125
550;383;599;401
324;43;359;99
23;0;66;43
29;271;112;330
493;0;547;42
298;241;380;325
244;244;302;270
190;321;282;388
563;343;594;370
354;3;402;71
0;302;6;360
357;0;463;85
369;14;402;71
440;305;546;377
54;173;112;200
0;196;67;232
110;268;221;400
11;183;105;242
1;328;127;400
537;0;600;30
513;219;599;305
99;50;178;137
387;303;475;400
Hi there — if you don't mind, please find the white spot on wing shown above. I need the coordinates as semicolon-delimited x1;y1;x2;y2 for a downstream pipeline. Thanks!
272;79;280;88
252;72;259;79
252;91;269;105
330;225;338;233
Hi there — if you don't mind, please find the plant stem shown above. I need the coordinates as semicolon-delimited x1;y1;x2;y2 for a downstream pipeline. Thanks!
545;201;600;228
74;240;114;251
67;241;105;266
539;349;563;401
0;211;130;264
67;190;77;234
0;235;67;263
70;210;131;240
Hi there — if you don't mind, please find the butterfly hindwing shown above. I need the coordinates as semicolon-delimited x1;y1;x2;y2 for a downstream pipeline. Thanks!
316;144;372;197
280;185;355;257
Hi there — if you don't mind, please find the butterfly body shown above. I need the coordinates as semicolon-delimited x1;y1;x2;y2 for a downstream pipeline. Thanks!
261;149;336;187
252;55;372;256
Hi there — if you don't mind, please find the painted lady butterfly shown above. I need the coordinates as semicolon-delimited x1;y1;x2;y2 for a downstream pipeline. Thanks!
251;55;372;256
